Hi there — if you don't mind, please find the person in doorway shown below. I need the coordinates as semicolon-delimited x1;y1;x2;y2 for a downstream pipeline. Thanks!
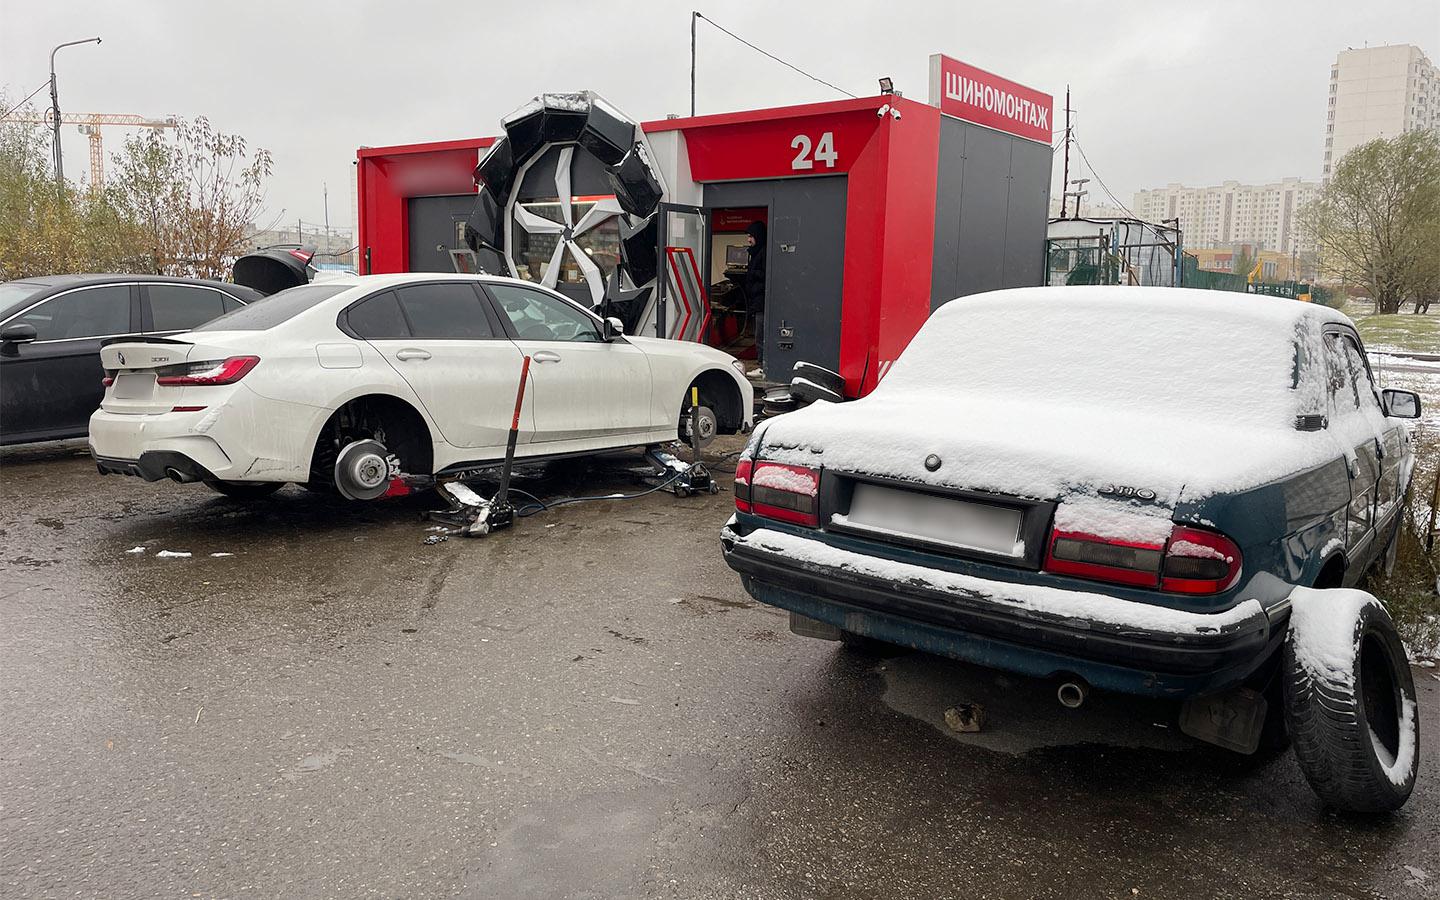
743;220;767;380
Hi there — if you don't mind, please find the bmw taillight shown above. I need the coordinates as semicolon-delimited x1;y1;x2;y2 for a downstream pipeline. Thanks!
155;356;260;386
1044;522;1241;595
743;460;819;526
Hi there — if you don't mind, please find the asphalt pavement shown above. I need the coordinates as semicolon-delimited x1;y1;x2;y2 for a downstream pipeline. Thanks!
2;438;1438;899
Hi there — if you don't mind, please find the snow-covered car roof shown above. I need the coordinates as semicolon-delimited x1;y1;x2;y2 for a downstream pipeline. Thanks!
879;286;1348;428
757;287;1373;504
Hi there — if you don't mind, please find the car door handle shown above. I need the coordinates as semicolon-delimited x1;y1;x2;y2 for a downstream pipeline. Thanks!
394;348;431;361
532;351;562;364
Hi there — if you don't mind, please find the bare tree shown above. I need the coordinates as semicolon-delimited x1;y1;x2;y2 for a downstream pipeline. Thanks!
1303;131;1440;315
110;117;272;279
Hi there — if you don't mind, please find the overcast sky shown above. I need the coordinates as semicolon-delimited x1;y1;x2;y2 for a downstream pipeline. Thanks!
3;0;1438;233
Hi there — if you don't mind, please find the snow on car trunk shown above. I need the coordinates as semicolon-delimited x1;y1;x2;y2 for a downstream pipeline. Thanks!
758;287;1352;508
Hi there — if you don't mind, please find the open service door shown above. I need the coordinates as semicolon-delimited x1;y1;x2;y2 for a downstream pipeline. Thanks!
650;203;709;342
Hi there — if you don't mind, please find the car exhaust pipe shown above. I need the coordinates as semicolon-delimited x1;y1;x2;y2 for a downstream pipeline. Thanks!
165;467;186;483
1057;680;1089;709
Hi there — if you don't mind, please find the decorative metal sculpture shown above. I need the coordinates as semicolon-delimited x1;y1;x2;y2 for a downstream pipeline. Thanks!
464;92;666;334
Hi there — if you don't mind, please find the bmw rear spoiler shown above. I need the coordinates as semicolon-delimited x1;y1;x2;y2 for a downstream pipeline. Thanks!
100;334;193;347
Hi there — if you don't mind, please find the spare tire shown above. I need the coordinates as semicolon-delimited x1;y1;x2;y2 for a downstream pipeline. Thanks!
790;361;846;397
1283;588;1419;813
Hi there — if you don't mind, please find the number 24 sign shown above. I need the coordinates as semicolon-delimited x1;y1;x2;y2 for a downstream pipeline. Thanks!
790;132;837;170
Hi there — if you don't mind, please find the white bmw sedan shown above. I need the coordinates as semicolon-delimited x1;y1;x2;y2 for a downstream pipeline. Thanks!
89;274;752;499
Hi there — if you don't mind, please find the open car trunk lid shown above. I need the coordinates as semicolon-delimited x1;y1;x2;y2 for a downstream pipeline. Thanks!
232;245;315;296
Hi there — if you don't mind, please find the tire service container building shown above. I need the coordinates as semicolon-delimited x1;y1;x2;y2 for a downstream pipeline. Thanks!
356;54;1052;397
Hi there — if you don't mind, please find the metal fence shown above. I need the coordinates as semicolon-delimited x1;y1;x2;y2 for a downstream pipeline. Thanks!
1179;253;1310;298
1045;220;1311;299
1045;219;1181;288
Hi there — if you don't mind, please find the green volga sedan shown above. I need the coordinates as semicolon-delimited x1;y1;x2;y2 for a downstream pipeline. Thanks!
721;286;1422;813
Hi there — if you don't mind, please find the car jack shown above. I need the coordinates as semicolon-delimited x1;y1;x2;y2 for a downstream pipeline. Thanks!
429;481;514;537
645;388;719;498
424;356;530;538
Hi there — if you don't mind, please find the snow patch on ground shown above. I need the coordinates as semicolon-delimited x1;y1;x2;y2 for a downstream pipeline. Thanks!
124;546;146;554
735;527;1262;635
155;550;192;559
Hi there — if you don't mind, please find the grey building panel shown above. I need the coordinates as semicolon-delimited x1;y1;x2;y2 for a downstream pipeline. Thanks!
929;122;966;308
930;118;1051;311
1002;136;1052;287
703;176;848;377
953;124;1011;300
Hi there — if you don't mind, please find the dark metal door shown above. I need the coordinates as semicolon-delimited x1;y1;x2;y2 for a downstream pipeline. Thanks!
703;176;847;378
407;195;480;273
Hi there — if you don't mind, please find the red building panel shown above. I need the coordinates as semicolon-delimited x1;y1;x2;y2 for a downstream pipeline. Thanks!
356;138;493;274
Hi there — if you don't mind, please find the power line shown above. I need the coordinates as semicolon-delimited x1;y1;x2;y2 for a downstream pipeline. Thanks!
694;12;856;100
1072;132;1140;220
2;81;51;120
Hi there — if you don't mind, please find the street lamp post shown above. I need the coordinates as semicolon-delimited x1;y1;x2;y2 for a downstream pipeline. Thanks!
48;36;102;195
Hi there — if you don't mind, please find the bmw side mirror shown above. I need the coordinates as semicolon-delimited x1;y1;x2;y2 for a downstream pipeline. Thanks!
1;323;37;345
1382;388;1421;419
602;317;625;341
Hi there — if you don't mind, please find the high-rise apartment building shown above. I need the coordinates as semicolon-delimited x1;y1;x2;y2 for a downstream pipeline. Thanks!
1324;44;1439;177
1131;178;1320;253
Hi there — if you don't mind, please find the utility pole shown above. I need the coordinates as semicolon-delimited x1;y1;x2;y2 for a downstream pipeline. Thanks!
1059;85;1073;219
47;36;102;196
324;183;330;250
690;11;698;117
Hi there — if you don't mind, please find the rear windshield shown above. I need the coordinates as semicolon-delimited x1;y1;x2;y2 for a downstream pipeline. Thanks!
192;283;350;331
0;281;52;320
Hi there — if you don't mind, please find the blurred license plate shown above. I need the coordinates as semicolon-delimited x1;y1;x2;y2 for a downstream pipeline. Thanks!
111;373;155;400
842;483;1022;556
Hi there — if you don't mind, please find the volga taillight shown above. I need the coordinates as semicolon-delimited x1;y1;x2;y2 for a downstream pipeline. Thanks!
1044;521;1242;595
734;459;819;526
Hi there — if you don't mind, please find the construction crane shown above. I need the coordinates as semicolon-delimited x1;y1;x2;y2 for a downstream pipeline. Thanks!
0;111;177;186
